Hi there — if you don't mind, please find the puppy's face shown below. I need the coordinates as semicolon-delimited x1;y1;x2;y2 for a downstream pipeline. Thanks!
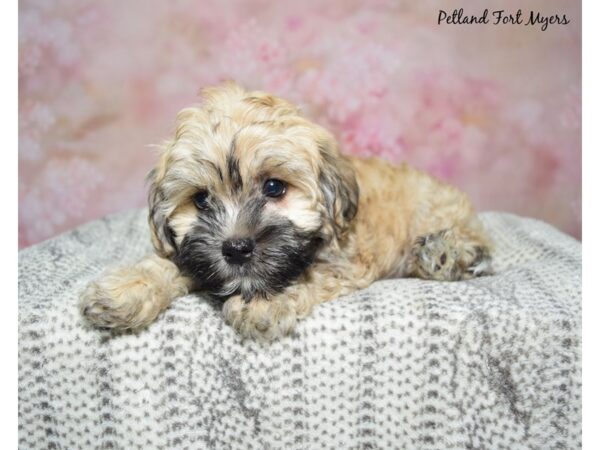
148;83;358;300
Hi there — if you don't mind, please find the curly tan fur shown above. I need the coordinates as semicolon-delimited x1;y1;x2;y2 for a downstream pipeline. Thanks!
80;82;493;340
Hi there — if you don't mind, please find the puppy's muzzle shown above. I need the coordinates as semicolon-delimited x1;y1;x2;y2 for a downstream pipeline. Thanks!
222;238;255;265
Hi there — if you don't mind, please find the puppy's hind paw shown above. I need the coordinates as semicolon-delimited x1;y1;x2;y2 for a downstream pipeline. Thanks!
410;229;493;281
463;245;493;278
411;230;460;281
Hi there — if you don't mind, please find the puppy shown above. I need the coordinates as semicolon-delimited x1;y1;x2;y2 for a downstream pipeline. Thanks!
80;82;492;340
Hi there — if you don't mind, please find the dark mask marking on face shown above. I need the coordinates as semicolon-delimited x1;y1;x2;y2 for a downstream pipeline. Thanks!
173;197;228;293
249;220;324;299
237;194;267;232
174;209;324;301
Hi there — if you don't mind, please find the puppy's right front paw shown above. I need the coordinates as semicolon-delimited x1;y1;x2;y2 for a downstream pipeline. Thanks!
80;280;133;330
79;270;170;331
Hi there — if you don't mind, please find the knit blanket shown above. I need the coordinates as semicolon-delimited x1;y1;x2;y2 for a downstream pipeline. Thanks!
18;210;581;449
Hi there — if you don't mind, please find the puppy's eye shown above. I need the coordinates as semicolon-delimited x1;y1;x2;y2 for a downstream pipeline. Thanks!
262;179;286;198
192;190;209;209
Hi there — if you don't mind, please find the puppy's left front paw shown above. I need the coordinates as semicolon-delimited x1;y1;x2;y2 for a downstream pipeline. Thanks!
222;295;297;340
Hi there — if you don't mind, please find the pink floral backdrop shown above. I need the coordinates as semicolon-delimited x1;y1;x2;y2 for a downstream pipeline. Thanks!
19;0;581;248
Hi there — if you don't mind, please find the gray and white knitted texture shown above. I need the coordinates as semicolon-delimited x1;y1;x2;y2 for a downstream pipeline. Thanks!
18;210;581;449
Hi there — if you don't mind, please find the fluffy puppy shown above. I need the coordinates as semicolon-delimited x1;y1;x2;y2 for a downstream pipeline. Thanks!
80;82;492;340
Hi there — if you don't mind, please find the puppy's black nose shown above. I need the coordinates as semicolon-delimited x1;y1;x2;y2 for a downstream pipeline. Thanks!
222;238;255;264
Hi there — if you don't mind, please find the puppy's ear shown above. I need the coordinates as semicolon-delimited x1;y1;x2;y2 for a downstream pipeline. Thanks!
147;150;177;258
318;135;359;238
